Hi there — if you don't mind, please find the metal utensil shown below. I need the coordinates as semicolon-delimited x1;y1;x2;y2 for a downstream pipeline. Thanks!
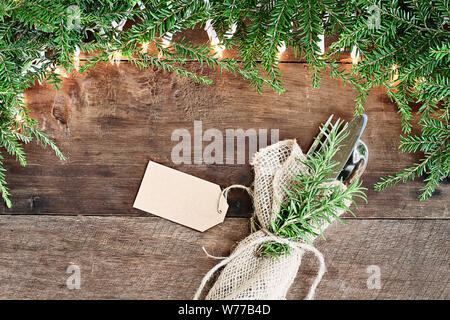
307;114;336;155
338;140;369;184
327;114;367;179
307;114;368;180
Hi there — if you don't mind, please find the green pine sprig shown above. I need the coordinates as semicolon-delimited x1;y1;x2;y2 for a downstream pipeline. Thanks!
374;114;449;200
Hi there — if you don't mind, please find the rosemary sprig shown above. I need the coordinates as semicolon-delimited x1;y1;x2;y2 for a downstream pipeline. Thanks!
258;121;368;258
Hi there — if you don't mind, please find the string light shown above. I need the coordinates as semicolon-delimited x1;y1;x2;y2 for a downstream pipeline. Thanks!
15;112;22;123
73;46;80;71
350;46;360;64
415;76;426;85
141;41;149;53
212;45;225;58
158;0;173;56
109;50;122;66
391;73;399;81
225;22;237;40
157;33;173;59
276;42;286;61
111;17;127;31
277;21;293;61
205;19;236;58
391;64;399;81
14;94;25;129
205;19;221;57
387;64;401;88
54;66;69;78
15;111;23;134
317;14;328;56
317;34;325;55
161;33;172;48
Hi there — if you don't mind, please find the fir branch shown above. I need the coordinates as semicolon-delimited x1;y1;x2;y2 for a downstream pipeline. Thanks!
0;153;11;208
367;0;444;33
375;115;449;200
0;128;26;166
24;122;66;162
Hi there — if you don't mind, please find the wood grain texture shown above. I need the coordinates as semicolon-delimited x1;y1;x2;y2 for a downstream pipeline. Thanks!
0;215;448;299
3;62;448;218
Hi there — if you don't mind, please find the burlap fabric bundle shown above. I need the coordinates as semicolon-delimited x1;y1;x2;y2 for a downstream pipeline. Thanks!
194;139;352;300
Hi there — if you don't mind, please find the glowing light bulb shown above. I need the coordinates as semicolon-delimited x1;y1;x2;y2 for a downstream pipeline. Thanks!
276;42;286;61
141;42;149;53
211;45;224;58
391;64;399;81
73;46;81;71
54;67;68;78
225;23;237;40
161;38;171;48
205;19;234;59
109;50;122;66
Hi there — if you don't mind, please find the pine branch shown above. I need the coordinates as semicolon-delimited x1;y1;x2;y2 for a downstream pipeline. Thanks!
0;153;11;208
375;118;449;200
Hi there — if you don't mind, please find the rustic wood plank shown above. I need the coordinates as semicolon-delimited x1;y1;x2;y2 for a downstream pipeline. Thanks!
0;215;448;299
3;62;448;217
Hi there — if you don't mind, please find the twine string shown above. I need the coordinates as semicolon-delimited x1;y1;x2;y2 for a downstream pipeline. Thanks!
200;184;326;300
217;184;254;214
196;231;326;300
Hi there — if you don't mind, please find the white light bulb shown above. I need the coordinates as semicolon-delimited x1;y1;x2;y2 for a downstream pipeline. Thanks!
205;19;236;58
276;42;286;61
350;46;360;64
317;34;325;55
109;51;122;66
161;32;173;48
54;67;68;78
141;42;149;53
73;46;81;71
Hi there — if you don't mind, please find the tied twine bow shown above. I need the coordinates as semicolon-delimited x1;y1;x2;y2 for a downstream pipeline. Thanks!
194;185;326;300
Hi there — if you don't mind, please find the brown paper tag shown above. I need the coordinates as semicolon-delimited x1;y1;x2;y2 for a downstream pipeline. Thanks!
133;161;229;232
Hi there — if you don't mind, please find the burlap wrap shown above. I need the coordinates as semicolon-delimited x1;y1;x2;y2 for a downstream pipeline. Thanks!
194;139;351;300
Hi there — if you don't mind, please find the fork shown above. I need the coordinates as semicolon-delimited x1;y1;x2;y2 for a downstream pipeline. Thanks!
307;114;347;155
307;114;368;182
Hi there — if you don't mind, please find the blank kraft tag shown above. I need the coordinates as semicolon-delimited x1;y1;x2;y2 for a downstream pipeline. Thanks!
133;161;229;232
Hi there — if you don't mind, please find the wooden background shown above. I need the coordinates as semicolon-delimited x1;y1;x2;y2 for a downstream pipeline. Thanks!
0;38;448;299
